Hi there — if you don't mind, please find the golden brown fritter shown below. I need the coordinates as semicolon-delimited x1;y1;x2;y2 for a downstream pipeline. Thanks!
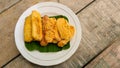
69;25;75;39
42;15;55;43
40;34;48;46
42;15;61;43
40;18;48;46
49;18;61;43
24;10;75;47
40;16;61;45
24;15;33;42
31;10;43;41
56;18;75;47
58;40;68;47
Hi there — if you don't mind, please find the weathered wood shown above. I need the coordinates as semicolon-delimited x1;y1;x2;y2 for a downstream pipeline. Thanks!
4;56;41;68
0;0;20;13
4;56;56;68
1;0;96;68
48;0;120;67
0;0;47;67
59;0;94;13
0;0;59;67
2;0;120;68
85;39;120;68
76;0;120;67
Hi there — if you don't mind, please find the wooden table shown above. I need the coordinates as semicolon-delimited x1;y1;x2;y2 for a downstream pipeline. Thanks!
1;0;120;68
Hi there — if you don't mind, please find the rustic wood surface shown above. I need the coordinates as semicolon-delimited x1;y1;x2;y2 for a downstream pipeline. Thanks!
0;0;20;13
85;39;120;68
77;0;120;67
1;0;120;68
59;0;93;13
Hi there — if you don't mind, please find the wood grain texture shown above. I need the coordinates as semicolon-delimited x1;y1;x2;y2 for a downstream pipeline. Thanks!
59;0;94;13
4;56;41;68
85;39;120;68
3;0;120;68
2;0;95;68
0;0;45;67
0;0;58;67
4;55;82;68
0;0;20;13
4;55;55;68
77;0;120;67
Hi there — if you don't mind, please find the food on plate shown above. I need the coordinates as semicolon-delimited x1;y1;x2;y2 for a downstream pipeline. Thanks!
31;10;43;41
24;10;75;52
40;15;61;46
57;18;75;47
51;18;61;43
42;15;55;43
40;35;48;46
42;15;61;43
24;15;33;42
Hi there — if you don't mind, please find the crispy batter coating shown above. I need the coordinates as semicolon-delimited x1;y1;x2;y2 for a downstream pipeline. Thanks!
42;15;61;43
24;15;33;42
50;18;61;42
58;40;68;47
40;34;48;46
69;25;75;38
31;10;43;41
40;16;61;45
40;18;48;46
24;10;75;47
56;18;75;47
42;15;55;43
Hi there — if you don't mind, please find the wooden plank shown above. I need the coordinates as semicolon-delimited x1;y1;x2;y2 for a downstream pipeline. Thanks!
4;56;40;68
5;0;120;67
4;0;120;67
0;0;20;13
0;0;55;67
4;55;55;68
85;39;120;68
0;0;59;67
77;0;120;67
2;0;96;68
59;0;94;13
4;55;81;68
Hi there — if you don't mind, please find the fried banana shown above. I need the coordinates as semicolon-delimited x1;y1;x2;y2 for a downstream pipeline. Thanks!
49;18;61;43
58;40;69;47
31;10;43;41
24;15;33;42
69;25;75;39
40;16;61;45
42;15;55;43
56;18;75;47
40;34;48;46
40;18;48;46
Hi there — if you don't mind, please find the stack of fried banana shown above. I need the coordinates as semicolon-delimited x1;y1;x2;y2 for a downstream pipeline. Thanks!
24;10;75;47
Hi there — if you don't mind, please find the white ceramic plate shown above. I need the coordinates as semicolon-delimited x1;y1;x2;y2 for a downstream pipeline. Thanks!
14;2;82;66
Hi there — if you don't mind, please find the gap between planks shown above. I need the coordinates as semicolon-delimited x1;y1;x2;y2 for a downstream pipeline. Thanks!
76;0;96;15
1;0;96;67
82;38;119;68
1;54;20;68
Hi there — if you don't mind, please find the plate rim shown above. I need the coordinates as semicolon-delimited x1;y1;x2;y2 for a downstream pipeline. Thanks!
14;2;82;66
